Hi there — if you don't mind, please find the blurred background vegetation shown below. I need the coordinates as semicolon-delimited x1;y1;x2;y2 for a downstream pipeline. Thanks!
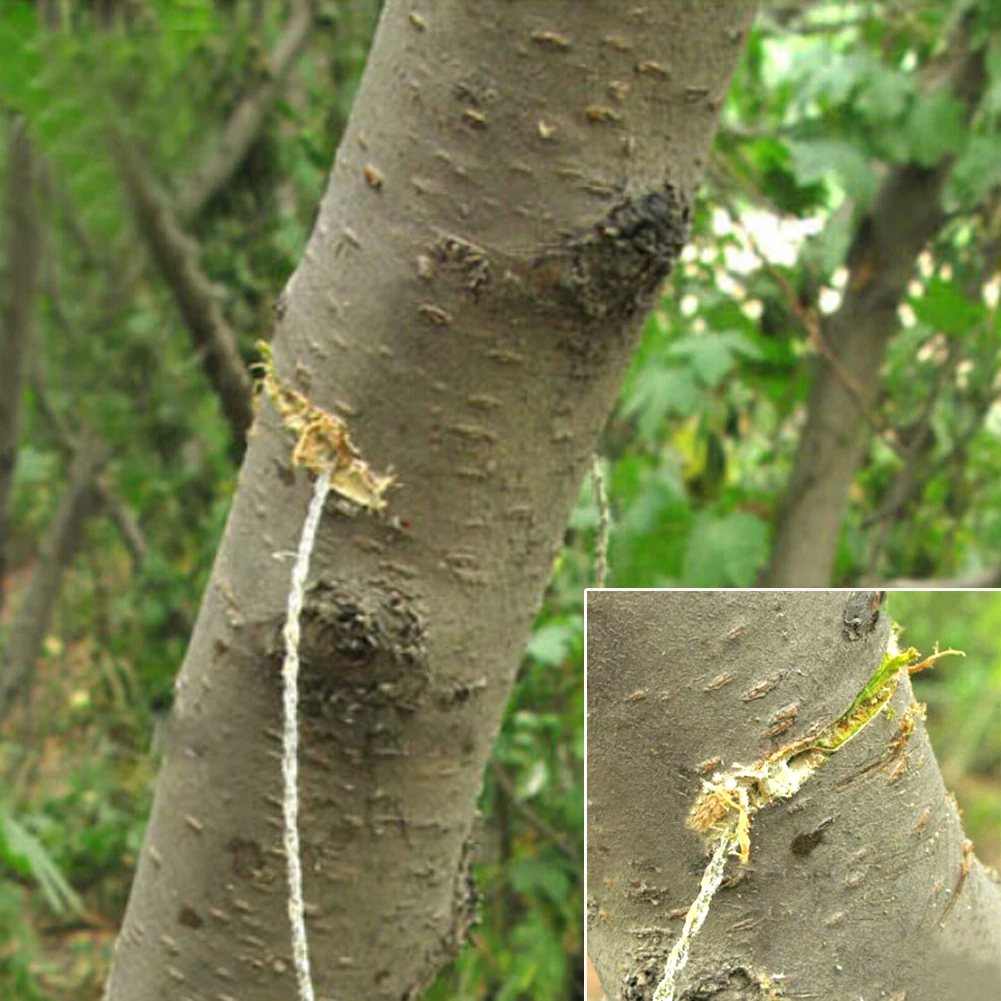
888;591;1001;869
0;0;998;999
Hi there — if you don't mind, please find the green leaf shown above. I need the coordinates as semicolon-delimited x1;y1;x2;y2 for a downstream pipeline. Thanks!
508;858;572;906
787;138;878;203
682;511;769;586
802;202;853;277
949;134;1001;207
526;623;576;667
0;809;83;916
668;332;762;388
906;90;966;167
622;366;701;441
912;278;986;338
857;63;914;123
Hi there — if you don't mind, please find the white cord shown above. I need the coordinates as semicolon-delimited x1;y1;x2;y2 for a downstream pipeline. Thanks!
652;834;732;1001
282;466;332;1001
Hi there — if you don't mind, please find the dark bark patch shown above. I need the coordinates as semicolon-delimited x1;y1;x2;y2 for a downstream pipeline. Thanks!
226;836;265;878
842;589;884;641
430;233;491;297
544;183;690;323
274;458;296;487
790;816;834;858
269;579;429;725
435;676;487;710
678;965;755;999
177;904;203;929
621;953;667;1001
621;955;767;1000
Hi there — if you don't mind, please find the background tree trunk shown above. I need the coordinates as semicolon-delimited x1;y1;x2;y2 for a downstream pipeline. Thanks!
0;440;106;726
104;3;755;999
587;590;1001;1001
764;39;986;587
0;118;40;616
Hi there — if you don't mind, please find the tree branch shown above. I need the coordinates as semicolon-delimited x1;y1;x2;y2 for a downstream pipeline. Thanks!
0;439;107;728
115;137;255;446
175;0;315;224
765;30;987;586
0;118;41;616
33;287;148;570
489;758;580;863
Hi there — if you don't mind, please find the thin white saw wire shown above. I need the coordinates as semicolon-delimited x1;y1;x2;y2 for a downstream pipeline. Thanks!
652;834;732;1001
281;466;332;1001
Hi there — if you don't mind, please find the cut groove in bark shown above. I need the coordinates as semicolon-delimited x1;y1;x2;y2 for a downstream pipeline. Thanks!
0;441;107;726
115;138;255;446
103;4;756;999
765;40;987;587
0;118;41;615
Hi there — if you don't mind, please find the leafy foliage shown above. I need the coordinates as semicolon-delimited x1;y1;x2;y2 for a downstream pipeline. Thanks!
604;0;1001;587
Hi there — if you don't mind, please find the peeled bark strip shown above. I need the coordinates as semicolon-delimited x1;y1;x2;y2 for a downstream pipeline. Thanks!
0;441;106;725
0;119;41;613
765;44;986;587
587;590;1001;1001
104;4;755;999
116;140;255;444
176;0;315;223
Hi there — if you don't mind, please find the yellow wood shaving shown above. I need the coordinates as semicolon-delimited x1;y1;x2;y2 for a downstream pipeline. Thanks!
256;341;394;511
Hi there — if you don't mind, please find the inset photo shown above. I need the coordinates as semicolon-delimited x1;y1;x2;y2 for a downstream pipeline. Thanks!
585;589;1001;1001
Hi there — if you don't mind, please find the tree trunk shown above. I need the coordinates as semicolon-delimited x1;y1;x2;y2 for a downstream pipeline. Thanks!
0;440;106;726
764;41;986;587
0;118;41;615
103;3;755;1000
587;589;1001;1001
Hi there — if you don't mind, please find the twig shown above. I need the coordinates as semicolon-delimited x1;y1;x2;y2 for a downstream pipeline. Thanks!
30;326;148;570
0;117;41;616
114;135;255;445
590;455;610;588
489;758;579;863
0;440;107;727
176;0;315;223
711;178;906;459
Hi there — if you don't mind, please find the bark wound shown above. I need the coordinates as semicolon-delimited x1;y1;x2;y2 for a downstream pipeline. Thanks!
623;959;768;1001
676;966;762;999
269;580;429;743
842;590;884;642
542;184;690;324
621;952;666;1001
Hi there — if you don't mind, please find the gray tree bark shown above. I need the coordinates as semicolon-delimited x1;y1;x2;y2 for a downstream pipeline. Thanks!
764;37;987;587
104;3;756;1000
587;590;1001;1001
